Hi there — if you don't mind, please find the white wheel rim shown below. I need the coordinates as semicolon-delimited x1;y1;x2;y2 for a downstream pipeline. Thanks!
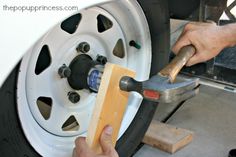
17;1;152;157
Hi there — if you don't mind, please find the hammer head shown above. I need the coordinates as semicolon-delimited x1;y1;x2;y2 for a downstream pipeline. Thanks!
120;75;199;103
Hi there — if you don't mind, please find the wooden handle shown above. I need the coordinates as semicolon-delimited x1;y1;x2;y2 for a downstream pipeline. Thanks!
159;45;196;82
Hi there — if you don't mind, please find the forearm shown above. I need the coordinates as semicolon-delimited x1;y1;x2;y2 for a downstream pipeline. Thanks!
221;23;236;48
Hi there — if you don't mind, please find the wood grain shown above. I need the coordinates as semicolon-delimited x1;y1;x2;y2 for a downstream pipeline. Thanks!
143;120;194;154
159;45;195;82
86;63;135;153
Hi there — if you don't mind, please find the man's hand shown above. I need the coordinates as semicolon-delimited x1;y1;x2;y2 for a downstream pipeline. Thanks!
73;125;119;157
172;22;230;66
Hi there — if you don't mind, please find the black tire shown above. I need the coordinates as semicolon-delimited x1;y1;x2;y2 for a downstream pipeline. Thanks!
0;1;170;157
0;63;40;157
116;0;170;156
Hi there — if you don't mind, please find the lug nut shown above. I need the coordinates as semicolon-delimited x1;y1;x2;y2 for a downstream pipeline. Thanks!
77;42;90;53
129;40;141;49
68;91;80;103
58;64;71;78
96;55;107;65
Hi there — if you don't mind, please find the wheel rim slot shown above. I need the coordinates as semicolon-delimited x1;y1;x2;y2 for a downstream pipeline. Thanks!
97;14;113;33
62;115;80;131
35;45;51;75
61;13;82;34
37;97;52;120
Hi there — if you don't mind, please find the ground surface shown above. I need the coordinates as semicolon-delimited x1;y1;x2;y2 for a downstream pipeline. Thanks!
135;85;236;157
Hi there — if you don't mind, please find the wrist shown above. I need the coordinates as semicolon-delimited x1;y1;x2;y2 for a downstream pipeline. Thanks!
220;24;236;48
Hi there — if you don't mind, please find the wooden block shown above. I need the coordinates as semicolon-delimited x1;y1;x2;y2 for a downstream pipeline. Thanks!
86;63;135;153
143;120;194;154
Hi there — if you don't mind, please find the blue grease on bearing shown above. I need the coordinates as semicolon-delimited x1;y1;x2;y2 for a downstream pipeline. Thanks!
88;70;100;91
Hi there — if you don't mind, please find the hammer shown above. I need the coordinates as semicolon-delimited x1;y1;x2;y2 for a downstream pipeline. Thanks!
119;45;199;103
86;45;199;153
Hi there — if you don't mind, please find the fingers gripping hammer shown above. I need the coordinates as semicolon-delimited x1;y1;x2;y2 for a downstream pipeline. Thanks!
119;45;200;103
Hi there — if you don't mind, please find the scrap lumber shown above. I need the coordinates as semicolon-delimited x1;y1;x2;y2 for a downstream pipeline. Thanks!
143;120;194;154
86;63;135;153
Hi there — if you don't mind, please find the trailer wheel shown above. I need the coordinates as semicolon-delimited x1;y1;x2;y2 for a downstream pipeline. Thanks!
0;1;170;157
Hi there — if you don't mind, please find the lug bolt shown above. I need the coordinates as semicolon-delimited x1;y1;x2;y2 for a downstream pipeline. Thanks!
58;64;71;78
76;42;90;53
129;40;141;49
96;55;107;65
68;91;80;103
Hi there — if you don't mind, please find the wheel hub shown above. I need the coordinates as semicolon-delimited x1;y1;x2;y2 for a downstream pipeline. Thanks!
67;53;106;92
68;54;95;90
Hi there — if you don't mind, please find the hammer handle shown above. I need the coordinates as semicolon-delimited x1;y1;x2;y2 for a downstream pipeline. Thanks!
159;45;196;82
